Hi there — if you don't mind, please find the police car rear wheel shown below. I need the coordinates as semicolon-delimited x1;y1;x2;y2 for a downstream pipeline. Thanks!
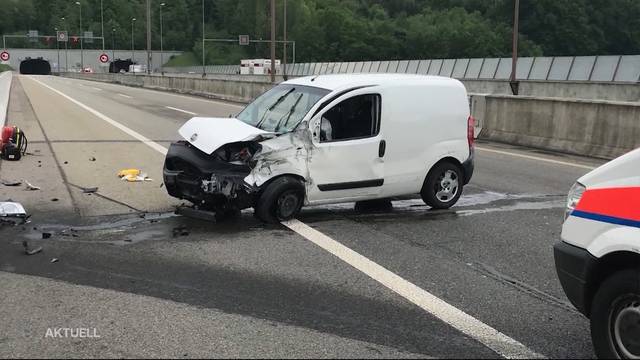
590;269;640;359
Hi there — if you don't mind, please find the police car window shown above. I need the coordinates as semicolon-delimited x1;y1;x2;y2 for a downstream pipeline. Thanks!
320;94;381;142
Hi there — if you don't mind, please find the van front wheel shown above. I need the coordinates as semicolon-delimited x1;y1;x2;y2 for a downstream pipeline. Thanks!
254;176;305;224
421;162;463;209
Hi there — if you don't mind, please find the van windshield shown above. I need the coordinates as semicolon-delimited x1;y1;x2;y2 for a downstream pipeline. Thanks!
237;84;330;133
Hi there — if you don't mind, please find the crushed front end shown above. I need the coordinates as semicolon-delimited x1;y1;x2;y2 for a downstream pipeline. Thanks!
163;140;261;212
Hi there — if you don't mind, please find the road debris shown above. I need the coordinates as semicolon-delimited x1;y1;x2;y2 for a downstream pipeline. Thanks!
1;179;21;186
118;168;153;182
172;226;190;237
1;202;27;218
24;180;41;191
42;232;52;239
51;198;59;202
22;240;43;256
50;258;59;263
89;157;96;162
175;205;217;222
82;187;99;194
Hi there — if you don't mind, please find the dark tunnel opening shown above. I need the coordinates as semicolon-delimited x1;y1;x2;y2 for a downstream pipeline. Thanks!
109;59;135;73
20;58;52;75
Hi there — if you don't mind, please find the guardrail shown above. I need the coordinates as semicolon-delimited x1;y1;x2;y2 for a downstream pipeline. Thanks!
164;55;640;83
0;71;12;126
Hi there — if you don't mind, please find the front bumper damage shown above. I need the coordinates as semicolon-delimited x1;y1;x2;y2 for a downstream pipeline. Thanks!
163;141;258;211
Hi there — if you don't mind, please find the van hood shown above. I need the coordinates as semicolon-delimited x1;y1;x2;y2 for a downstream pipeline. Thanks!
178;117;273;155
578;147;640;189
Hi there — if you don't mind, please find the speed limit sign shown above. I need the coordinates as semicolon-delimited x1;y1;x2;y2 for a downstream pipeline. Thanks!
99;53;109;63
0;51;9;62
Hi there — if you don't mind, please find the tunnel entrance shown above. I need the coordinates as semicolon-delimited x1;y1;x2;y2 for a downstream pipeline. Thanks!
109;59;135;73
20;57;51;75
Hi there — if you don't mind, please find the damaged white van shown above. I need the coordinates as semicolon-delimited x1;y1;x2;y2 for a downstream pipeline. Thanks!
163;74;475;223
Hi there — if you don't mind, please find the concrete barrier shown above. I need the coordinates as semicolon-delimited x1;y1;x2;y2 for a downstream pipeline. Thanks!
0;71;12;126
474;94;640;159
61;72;639;159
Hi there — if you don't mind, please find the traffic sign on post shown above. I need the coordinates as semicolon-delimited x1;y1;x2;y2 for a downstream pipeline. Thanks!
0;51;9;62
99;53;109;64
239;35;250;46
84;31;94;44
57;31;68;42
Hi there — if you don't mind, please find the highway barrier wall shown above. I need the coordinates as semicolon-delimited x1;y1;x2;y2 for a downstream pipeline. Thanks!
0;71;12;126
61;72;639;159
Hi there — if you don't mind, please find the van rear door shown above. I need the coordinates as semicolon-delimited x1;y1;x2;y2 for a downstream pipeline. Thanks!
306;90;384;202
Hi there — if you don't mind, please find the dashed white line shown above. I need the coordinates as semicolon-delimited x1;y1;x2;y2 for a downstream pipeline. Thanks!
165;106;197;116
283;219;545;359
118;93;133;99
30;74;545;359
475;146;597;170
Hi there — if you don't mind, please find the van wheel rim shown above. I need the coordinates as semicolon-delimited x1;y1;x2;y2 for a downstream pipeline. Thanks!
277;191;300;219
434;170;459;203
613;296;640;359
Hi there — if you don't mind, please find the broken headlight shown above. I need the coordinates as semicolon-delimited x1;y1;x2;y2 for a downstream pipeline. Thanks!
565;182;585;220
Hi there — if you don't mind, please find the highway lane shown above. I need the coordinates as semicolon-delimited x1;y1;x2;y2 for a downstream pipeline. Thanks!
0;75;607;358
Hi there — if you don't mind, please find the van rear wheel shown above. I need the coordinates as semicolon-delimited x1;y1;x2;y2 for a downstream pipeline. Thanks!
254;176;305;224
421;162;463;209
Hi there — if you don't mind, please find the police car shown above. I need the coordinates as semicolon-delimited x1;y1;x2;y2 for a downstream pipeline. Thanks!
554;148;639;359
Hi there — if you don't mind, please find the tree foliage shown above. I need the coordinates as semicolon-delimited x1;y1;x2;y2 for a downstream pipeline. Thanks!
0;0;637;64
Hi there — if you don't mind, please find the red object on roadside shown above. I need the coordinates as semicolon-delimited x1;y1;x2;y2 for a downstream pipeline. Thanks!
1;126;13;146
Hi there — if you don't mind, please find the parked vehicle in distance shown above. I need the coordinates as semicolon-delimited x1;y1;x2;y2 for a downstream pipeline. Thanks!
554;148;640;359
163;74;475;223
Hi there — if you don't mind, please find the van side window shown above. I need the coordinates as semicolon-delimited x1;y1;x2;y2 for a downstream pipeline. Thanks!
320;94;381;142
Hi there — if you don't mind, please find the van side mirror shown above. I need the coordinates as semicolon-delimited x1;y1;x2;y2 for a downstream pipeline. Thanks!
310;117;321;142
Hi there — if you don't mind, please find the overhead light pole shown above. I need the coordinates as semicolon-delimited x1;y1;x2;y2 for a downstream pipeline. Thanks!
160;3;165;75
131;17;136;73
202;0;205;76
75;1;83;71
101;0;105;50
146;0;151;74
61;17;68;72
510;0;520;95
270;0;276;83
283;0;287;80
112;28;116;61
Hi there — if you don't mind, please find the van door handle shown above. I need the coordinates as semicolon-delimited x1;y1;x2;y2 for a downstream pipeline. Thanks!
378;140;386;158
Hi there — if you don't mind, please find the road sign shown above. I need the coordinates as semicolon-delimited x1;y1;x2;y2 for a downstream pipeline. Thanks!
28;30;38;43
0;51;9;62
84;31;93;44
57;31;68;42
99;53;109;64
239;35;250;46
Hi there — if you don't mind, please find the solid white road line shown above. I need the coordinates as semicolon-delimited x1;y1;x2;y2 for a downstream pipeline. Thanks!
30;75;544;359
28;76;167;155
118;93;133;99
476;146;597;170
283;219;545;359
166;106;197;116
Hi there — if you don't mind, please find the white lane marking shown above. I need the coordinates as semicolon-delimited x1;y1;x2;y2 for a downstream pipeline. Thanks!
91;87;102;91
166;106;197;116
31;74;543;358
283;219;545;359
28;76;167;155
118;93;133;99
476;146;597;170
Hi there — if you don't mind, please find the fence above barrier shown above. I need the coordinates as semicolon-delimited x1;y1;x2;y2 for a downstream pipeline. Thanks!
164;55;640;83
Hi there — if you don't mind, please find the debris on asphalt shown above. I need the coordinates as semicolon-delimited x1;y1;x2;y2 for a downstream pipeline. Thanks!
89;157;96;162
1;179;22;186
172;226;190;237
118;168;153;182
64;161;68;164
0;202;28;218
22;240;43;256
82;187;99;194
51;198;59;202
50;258;59;263
175;205;217;222
24;180;41;191
42;232;52;239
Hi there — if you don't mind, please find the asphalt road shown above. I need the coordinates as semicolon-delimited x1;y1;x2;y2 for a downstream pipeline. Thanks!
0;74;607;358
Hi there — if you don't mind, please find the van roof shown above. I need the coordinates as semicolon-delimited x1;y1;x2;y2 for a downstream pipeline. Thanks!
283;73;465;92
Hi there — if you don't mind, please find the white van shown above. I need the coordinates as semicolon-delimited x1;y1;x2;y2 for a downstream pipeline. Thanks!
554;148;640;359
163;74;475;223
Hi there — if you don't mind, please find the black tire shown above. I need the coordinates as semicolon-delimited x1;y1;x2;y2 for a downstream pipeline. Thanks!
254;176;305;224
420;162;463;209
590;269;640;359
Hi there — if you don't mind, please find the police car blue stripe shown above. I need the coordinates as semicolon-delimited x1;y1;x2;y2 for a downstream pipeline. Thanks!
571;210;640;229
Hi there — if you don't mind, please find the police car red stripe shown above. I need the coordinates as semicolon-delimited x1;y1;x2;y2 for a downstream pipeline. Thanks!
572;186;640;227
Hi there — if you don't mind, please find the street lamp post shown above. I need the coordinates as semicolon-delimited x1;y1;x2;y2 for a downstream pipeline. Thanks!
55;27;60;73
101;0;105;50
160;3;165;75
62;17;68;72
76;1;83;72
202;0;205;76
112;28;116;61
131;18;136;74
510;0;520;95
